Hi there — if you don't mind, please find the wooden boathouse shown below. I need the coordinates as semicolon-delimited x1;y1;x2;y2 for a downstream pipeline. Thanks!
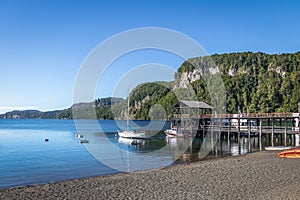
171;100;214;135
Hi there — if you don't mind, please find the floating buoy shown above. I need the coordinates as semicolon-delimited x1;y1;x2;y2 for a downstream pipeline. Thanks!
76;134;83;138
80;139;89;143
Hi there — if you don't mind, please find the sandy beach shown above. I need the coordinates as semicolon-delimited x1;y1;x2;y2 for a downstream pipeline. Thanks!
1;151;299;200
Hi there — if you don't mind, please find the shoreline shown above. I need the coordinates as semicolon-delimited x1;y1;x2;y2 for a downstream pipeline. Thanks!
1;151;300;199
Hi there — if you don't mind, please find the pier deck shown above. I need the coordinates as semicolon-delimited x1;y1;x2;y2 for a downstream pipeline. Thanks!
171;112;300;147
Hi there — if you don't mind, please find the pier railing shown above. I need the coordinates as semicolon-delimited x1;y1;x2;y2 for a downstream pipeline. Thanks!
173;112;299;119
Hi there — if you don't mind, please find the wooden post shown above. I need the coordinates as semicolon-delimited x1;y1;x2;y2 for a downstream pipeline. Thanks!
238;115;241;133
189;108;191;137
284;117;287;146
259;118;262;151
227;117;230;138
211;118;214;151
227;132;231;151
203;119;205;140
271;117;274;146
248;116;251;141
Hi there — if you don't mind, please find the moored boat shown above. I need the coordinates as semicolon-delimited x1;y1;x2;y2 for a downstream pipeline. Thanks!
265;146;292;151
164;126;184;137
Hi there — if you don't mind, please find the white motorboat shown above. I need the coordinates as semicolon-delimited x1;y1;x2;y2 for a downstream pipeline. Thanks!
164;126;184;137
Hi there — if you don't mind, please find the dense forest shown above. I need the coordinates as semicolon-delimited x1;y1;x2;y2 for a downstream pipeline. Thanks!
1;52;299;120
209;52;300;113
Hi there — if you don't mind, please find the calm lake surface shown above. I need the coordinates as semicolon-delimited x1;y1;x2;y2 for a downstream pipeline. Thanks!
0;119;273;189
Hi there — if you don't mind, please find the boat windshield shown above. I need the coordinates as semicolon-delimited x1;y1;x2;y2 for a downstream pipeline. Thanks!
129;127;137;132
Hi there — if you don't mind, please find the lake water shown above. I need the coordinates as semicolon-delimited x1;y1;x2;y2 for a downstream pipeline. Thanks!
0;119;271;189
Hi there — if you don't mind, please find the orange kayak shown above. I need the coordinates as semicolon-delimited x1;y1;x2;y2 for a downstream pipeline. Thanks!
278;148;300;158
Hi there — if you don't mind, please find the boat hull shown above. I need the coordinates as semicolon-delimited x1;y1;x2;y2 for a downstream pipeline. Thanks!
118;130;147;139
164;129;184;137
265;146;292;151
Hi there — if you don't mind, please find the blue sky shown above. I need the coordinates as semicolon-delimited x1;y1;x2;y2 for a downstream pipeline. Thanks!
0;0;299;113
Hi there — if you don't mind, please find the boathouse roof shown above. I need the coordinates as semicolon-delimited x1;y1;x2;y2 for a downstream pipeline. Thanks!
175;100;213;109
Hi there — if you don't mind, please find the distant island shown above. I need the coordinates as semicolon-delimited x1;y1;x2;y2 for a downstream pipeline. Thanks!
1;51;299;120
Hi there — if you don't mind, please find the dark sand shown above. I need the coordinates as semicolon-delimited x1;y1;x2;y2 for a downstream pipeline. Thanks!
1;151;299;200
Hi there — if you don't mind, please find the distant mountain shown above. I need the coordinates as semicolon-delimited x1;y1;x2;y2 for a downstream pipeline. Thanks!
0;97;125;119
0;110;61;119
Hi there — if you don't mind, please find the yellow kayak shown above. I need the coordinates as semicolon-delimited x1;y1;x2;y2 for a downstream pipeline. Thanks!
278;148;300;158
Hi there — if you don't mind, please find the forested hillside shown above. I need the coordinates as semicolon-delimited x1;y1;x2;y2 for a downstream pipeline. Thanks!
205;52;300;113
130;52;300;119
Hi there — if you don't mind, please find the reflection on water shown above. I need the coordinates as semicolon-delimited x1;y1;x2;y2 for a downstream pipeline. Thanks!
118;137;146;146
115;132;291;165
167;135;259;163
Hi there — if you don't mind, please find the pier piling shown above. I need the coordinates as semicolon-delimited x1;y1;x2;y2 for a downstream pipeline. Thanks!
259;118;262;151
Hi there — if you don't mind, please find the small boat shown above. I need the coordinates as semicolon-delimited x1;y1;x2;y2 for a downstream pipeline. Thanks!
265;146;292;151
164;126;184;137
278;148;300;158
80;139;89;143
75;134;83;138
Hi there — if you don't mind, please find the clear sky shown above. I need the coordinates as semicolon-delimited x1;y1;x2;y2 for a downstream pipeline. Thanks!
0;0;299;113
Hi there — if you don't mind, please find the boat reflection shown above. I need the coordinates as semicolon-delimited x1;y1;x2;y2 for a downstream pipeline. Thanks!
118;137;146;146
165;136;191;149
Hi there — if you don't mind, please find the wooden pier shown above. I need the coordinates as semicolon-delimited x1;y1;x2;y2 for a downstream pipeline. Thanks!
171;101;300;147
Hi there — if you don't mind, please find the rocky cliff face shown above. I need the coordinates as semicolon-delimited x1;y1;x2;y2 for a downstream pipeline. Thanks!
174;68;203;89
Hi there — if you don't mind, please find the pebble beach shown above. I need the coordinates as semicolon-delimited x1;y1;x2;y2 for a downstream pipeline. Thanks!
1;151;299;200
